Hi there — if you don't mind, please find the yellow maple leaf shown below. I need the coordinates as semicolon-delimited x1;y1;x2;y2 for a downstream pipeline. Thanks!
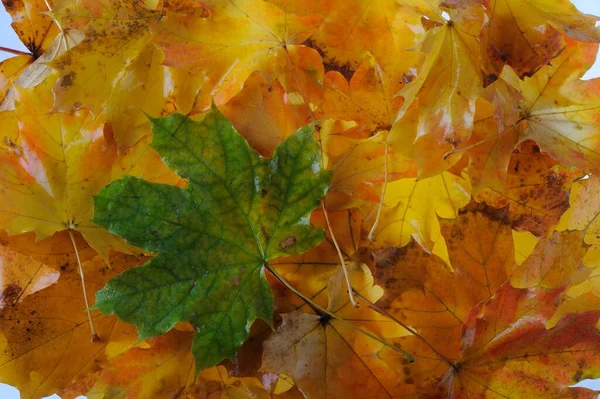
151;0;322;109
395;2;487;147
364;170;471;264
0;79;134;260
501;39;600;171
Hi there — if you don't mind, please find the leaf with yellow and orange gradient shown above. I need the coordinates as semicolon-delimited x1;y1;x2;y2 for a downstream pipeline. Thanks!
221;72;313;156
0;231;61;309
269;208;362;313
150;0;322;110
363;170;471;263
50;0;202;122
321;55;419;136
501;39;600;172
0;80;136;260
267;0;422;70
88;329;270;399
380;282;600;398
374;205;515;362
395;3;486;147
320;120;416;210
511;230;589;289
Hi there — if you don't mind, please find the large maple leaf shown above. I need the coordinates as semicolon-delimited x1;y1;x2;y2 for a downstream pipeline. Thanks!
92;109;331;370
379;257;600;397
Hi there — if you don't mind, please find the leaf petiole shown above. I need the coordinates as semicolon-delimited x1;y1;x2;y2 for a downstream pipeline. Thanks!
368;143;388;242
0;46;31;57
322;203;359;308
265;262;414;362
67;229;100;342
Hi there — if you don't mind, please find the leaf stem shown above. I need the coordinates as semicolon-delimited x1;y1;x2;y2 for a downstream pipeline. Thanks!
321;203;358;307
265;262;414;362
352;289;454;367
0;46;31;57
67;229;100;342
368;143;388;242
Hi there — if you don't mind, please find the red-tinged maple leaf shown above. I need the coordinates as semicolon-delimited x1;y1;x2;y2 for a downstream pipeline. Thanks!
381;282;600;398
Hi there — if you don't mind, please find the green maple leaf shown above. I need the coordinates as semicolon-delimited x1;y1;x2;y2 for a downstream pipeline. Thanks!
92;108;331;370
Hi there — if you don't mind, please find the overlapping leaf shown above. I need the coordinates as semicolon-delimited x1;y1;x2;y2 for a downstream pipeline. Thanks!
150;0;322;109
2;0;59;57
262;264;408;399
501;39;600;172
479;0;600;83
380;281;600;398
474;140;578;236
268;0;422;69
0;232;59;308
374;205;515;360
364;170;471;263
0;234;138;399
49;0;202;123
395;3;486;147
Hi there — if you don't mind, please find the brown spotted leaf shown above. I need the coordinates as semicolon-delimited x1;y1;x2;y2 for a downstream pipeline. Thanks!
0;236;139;399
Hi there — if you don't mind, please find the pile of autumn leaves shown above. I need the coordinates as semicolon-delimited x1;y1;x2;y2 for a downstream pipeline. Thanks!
2;0;600;397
